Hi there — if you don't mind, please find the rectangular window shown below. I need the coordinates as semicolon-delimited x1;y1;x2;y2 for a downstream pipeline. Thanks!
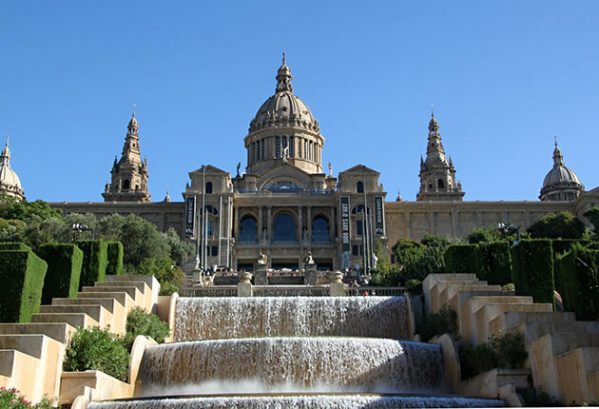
275;136;281;158
260;138;265;159
356;219;363;236
211;246;218;256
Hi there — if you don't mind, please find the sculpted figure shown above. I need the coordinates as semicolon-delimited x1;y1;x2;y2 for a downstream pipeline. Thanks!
257;251;268;265
305;250;315;265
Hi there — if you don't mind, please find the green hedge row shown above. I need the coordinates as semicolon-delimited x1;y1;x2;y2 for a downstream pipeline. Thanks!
556;244;599;320
444;245;482;275
77;240;108;288
37;244;83;304
106;241;124;276
511;240;555;305
0;242;32;251
0;250;47;323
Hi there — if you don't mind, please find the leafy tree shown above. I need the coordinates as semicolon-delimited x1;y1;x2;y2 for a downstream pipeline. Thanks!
164;227;194;264
0;218;25;241
0;195;61;221
467;226;503;244
136;256;185;295
584;207;599;240
527;212;586;239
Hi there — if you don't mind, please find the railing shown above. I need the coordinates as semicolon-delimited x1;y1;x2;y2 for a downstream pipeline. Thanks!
346;287;407;297
253;285;330;297
179;286;238;297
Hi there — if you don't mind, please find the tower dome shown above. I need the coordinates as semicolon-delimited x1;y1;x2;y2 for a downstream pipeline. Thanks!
249;54;320;133
540;141;583;201
0;140;25;200
244;54;325;176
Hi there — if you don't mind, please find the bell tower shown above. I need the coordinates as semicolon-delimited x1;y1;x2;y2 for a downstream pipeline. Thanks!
102;112;151;202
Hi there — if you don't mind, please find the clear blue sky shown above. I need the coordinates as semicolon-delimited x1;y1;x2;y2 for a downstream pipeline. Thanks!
1;1;597;202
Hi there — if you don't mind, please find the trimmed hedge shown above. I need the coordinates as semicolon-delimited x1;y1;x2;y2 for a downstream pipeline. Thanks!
37;243;83;304
0;250;47;322
552;239;590;257
77;240;108;288
479;242;512;285
0;242;32;251
556;244;599;320
444;245;483;275
106;241;124;276
511;240;555;306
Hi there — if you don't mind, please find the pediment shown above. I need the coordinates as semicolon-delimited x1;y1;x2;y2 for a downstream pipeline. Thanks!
339;164;380;176
189;164;230;177
258;164;313;191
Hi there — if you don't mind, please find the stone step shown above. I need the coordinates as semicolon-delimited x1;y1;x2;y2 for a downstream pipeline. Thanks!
0;322;75;344
0;349;40;400
473;302;553;344
454;290;516;338
491;312;599;342
94;280;148;294
423;274;479;315
587;371;599;402
442;283;503;310
31;312;99;329
76;291;134;311
430;280;488;313
0;334;64;404
39;304;109;328
81;285;141;302
51;298;126;334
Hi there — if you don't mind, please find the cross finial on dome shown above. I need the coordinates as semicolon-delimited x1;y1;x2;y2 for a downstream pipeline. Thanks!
552;137;564;166
132;104;136;118
282;51;286;65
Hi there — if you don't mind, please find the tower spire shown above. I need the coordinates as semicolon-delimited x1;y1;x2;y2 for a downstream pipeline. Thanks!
553;137;564;166
276;52;293;93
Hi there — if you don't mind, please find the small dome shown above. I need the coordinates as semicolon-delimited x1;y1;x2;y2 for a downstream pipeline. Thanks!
249;57;319;133
542;143;582;187
0;142;24;200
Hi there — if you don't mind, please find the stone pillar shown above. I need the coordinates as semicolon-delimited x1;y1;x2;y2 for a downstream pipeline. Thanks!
307;206;312;243
305;262;318;285
267;206;272;242
237;272;253;297
255;265;268;286
258;206;264;243
328;271;346;297
297;206;303;244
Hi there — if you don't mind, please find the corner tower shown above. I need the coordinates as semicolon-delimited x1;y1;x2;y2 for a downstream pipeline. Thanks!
417;113;464;201
243;54;324;177
540;141;584;201
103;112;151;202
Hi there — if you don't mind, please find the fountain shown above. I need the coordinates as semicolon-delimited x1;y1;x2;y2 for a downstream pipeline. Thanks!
88;296;504;408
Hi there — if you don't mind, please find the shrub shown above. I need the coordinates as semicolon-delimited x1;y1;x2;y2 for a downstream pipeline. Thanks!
136;256;185;295
123;307;169;350
0;387;56;408
459;342;498;380
77;240;108;288
418;305;457;342
479;241;512;285
444;244;482;275
459;331;527;380
63;327;129;382
511;240;555;305
106;241;124;276
37;244;83;304
489;331;527;369
527;212;586;239
0;250;47;323
517;386;563;407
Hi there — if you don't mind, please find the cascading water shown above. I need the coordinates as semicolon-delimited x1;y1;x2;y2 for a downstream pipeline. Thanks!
175;296;410;341
89;295;504;408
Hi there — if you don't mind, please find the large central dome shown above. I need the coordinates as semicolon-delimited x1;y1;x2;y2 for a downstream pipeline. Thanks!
249;56;320;133
244;56;325;176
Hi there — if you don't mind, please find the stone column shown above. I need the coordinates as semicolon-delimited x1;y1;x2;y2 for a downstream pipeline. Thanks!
237;272;253;297
255;265;268;286
267;206;272;242
328;271;346;297
297;206;303;244
258;206;264;244
307;206;312;244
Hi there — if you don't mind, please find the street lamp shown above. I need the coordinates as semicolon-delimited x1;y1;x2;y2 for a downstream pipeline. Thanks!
72;223;95;240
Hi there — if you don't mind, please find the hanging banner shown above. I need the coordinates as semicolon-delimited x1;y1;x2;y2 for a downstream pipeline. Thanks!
184;196;196;237
340;196;351;270
374;196;385;236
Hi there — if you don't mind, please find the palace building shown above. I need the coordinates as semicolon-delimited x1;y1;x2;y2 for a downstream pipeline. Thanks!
41;57;597;272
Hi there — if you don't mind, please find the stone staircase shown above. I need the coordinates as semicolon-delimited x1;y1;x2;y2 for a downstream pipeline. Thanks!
0;275;159;404
423;273;599;405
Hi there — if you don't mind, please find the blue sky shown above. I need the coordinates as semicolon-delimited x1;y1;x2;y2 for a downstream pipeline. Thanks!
1;1;597;202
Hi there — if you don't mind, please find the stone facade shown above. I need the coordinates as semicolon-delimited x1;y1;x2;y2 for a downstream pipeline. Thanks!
51;57;599;272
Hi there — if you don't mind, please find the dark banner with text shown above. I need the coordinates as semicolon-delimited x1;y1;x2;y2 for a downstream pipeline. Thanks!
374;196;385;236
340;196;351;270
184;196;195;237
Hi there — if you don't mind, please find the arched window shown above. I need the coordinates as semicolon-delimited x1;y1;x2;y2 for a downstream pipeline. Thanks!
289;136;295;157
437;179;444;189
275;136;281;158
123;180;130;190
206;182;213;194
273;213;296;242
357;181;364;193
312;216;330;243
239;216;257;242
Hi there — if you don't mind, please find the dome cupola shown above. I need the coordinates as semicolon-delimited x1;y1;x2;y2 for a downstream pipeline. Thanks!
540;140;583;201
0;139;25;201
244;55;325;176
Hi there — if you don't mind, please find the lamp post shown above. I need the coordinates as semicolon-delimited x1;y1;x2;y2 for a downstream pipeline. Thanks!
497;222;521;246
72;223;95;240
